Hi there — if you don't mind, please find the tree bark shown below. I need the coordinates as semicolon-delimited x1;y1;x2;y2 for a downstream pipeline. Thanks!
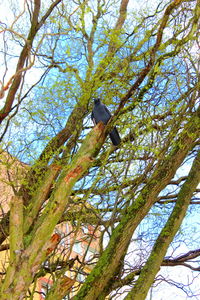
124;150;200;300
0;122;105;299
74;108;200;300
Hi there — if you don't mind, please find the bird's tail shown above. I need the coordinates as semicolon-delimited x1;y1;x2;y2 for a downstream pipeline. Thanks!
109;127;121;146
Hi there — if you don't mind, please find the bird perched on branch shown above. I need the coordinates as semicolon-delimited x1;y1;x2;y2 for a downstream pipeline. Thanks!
91;98;121;146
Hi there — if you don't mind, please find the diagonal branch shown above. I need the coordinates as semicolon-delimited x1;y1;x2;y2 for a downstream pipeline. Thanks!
124;149;200;300
0;0;62;123
0;122;106;299
113;0;191;117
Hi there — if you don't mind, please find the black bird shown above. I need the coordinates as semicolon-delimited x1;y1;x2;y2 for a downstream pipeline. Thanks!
91;98;121;146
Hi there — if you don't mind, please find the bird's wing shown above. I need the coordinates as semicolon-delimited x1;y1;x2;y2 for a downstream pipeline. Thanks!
91;111;96;125
103;104;112;118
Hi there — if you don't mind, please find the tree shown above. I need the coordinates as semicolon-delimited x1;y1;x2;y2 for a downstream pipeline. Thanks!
0;0;200;299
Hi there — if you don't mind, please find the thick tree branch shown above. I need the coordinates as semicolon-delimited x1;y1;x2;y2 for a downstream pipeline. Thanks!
125;150;200;300
0;122;106;299
9;196;24;263
74;107;200;300
107;248;200;292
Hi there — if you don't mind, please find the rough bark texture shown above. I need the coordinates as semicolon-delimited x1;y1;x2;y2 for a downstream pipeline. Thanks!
0;122;105;300
74;108;200;300
124;150;200;300
46;276;75;300
0;0;199;298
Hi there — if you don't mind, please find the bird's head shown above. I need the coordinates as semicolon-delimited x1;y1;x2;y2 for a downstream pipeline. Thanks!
94;98;101;105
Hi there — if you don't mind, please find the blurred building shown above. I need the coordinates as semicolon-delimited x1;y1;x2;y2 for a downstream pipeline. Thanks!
0;150;100;299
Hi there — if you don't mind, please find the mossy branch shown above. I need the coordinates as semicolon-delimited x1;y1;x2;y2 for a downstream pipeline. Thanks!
125;150;200;300
9;196;24;263
74;106;199;300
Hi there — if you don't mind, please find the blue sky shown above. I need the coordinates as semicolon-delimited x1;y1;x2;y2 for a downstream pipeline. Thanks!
0;1;199;299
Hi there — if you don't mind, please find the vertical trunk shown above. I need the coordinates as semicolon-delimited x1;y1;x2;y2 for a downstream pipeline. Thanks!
0;123;105;300
74;109;200;300
124;150;200;300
